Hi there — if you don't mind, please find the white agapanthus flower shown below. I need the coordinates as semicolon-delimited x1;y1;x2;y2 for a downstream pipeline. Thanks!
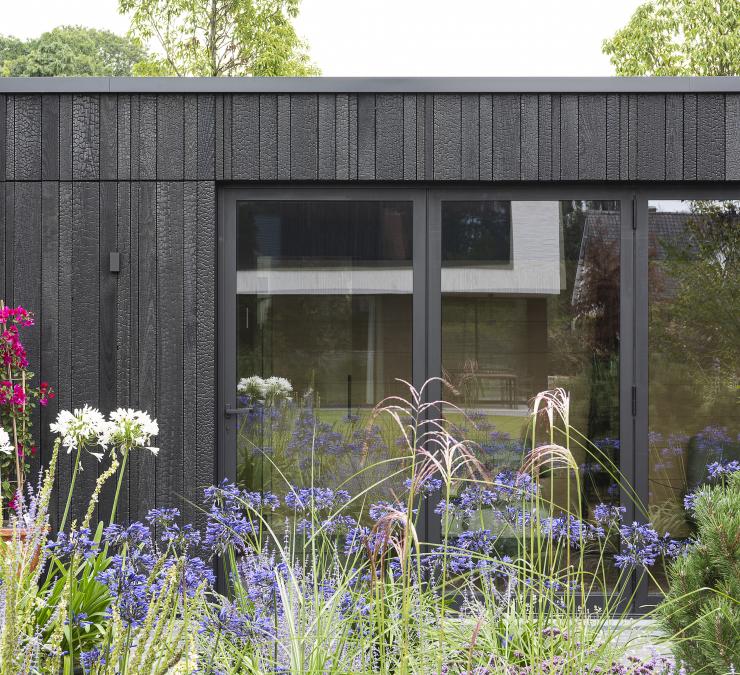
49;405;108;460
264;376;293;403
237;375;267;399
105;408;159;455
0;427;13;455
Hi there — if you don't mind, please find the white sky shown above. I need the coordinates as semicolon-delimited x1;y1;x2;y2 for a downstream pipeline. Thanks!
0;0;644;76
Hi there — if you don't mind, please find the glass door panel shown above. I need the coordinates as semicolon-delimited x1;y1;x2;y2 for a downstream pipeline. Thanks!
647;199;740;592
439;198;622;587
234;199;415;513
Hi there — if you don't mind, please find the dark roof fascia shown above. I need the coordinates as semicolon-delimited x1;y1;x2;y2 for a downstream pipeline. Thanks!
0;76;739;94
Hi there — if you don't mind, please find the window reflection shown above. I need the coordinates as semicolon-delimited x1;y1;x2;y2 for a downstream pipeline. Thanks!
235;200;414;508
647;199;740;592
441;200;621;586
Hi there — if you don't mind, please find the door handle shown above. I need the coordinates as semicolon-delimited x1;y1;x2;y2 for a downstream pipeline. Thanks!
224;406;254;417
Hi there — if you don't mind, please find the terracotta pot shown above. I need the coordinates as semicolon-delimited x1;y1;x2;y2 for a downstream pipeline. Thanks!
0;527;45;572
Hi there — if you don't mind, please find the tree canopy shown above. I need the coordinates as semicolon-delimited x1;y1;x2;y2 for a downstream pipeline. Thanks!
0;25;148;77
603;0;740;76
119;0;319;76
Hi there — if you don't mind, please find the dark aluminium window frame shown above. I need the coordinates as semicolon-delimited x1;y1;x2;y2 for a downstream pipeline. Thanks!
217;184;739;613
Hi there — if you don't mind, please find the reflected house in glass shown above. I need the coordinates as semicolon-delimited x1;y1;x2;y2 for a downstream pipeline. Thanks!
0;76;738;610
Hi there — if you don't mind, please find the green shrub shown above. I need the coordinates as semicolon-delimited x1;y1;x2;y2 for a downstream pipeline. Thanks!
659;471;740;673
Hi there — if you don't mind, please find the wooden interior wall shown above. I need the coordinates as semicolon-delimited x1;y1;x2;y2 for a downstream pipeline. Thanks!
1;91;738;524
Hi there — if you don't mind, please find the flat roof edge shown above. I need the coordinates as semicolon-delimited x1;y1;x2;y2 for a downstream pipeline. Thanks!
0;76;739;94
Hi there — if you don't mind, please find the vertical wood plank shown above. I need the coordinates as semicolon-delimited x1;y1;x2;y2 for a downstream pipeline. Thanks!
232;94;260;180
197;95;216;180
665;94;684;181
357;94;376;180
115;182;132;522
4;183;13;300
72;95;100;180
99;183;118;419
433;94;461;181
520;94;538;181
492;94;520;180
277;94;291;181
461;94;479;181
100;94;118;181
559;95;578;180
538;95;552;181
223;94;232;180
551;94;561;179
349;94;358;180
41;181;59;523
41;94;60;180
578;95;607;181
71;182;100;522
403;94;417;181
0;185;5;303
99;182;118;519
13;183;42;475
59;94;74;180
697;94;725;181
376;94;403;181
628;95;638;180
215;95;224;181
726;95;740;181
606;94;620;181
138;95;157;180
156;182;184;513
57;182;73;521
0;95;6;180
182;182;198;524
318;94;336;180
683;94;697;180
259;95;278;180
5;97;15;180
14;95;42;180
129;96;141;180
129;184;139;417
416;94;426;181
184;95;198;180
290;95;318;180
479;94;492;181
117;96;131;181
619;95;630;180
195;181;216;526
335;94;349;180
637;95;666;180
131;181;157;521
156;95;184;180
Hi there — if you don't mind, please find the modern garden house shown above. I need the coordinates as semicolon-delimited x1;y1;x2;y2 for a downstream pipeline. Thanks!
1;77;738;611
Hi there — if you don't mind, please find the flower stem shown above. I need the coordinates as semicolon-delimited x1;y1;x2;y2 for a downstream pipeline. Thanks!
110;448;129;526
59;446;82;532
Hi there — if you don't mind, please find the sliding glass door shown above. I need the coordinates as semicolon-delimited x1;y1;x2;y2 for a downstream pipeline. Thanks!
219;188;634;561
639;195;740;600
219;189;427;515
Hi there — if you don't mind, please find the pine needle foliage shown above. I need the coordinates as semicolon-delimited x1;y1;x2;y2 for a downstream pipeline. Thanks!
659;471;740;673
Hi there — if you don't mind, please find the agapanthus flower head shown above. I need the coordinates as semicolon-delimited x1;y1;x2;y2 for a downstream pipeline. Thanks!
615;521;682;570
285;486;351;512
103;408;159;454
103;521;152;548
0;427;13;455
593;503;626;528
237;375;267;399
146;507;180;528
49;405;107;458
263;376;293;403
706;459;740;481
404;476;442;496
